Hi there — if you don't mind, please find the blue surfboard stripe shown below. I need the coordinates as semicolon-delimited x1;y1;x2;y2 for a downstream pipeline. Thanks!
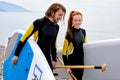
3;33;34;80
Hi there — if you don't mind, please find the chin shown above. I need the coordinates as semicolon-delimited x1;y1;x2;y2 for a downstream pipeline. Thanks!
55;21;59;23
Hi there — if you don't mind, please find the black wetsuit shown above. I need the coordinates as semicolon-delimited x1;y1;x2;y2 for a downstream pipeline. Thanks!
14;17;59;70
62;27;86;80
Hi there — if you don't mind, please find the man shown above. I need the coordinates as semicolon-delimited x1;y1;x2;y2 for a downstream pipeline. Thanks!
12;3;66;71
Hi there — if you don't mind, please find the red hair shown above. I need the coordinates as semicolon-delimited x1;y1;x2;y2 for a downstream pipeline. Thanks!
66;11;83;38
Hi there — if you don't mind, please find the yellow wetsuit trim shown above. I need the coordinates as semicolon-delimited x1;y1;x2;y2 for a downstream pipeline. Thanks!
67;42;73;55
20;24;34;42
62;39;73;56
56;36;58;50
62;39;69;55
33;31;38;41
84;35;87;43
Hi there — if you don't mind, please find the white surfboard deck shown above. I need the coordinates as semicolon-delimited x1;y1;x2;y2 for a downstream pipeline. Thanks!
3;30;55;80
55;38;120;80
83;39;120;80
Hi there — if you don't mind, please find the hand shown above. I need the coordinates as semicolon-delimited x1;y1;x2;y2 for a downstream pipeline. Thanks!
66;68;72;74
12;56;18;66
52;61;56;69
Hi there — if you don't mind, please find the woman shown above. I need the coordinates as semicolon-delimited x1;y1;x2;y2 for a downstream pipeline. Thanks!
62;11;87;80
12;3;66;71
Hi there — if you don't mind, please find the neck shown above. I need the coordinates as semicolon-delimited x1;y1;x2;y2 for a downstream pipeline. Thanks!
74;26;80;29
48;17;54;22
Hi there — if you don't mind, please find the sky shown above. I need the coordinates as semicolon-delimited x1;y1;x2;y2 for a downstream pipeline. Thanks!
1;0;120;14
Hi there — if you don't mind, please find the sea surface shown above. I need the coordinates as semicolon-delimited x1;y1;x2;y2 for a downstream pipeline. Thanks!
0;12;120;47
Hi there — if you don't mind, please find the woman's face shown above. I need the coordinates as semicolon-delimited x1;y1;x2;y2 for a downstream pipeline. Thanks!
72;14;83;29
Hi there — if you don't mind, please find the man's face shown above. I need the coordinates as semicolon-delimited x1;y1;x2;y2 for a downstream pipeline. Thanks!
53;9;65;23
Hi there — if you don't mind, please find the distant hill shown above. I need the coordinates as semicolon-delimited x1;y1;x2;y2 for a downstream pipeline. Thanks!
0;1;31;12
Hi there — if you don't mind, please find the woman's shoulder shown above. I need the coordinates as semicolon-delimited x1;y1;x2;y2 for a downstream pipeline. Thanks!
80;28;86;37
80;28;86;31
80;28;86;33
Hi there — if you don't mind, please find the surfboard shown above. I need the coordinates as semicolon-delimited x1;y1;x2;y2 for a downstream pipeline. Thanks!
3;30;55;80
83;39;120;80
55;39;120;80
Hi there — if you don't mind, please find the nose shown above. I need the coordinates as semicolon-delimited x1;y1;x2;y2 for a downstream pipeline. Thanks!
59;16;63;20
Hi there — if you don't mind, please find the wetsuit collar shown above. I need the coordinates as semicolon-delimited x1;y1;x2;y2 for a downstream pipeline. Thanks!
72;27;80;32
44;16;54;23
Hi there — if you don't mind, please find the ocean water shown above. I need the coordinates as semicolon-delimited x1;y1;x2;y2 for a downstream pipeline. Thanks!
0;12;120;47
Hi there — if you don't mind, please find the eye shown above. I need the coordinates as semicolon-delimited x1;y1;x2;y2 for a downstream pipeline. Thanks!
74;20;77;21
79;19;83;21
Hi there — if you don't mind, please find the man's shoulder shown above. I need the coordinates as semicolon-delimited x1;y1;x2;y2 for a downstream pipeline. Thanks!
34;17;45;22
33;17;46;26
